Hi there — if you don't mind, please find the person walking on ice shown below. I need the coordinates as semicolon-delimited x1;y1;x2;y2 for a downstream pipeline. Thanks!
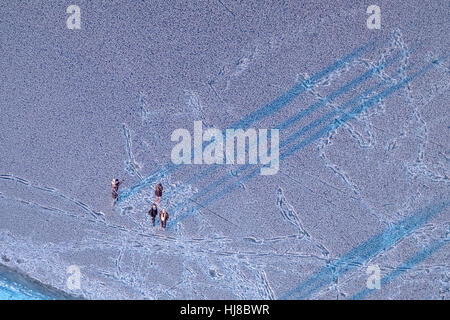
148;203;158;226
155;183;163;204
159;208;169;229
111;179;121;204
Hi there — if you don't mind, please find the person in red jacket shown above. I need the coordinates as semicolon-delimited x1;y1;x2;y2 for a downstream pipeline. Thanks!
148;203;158;226
159;208;169;229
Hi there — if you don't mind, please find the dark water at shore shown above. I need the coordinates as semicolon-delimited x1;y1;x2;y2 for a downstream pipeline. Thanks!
0;264;77;300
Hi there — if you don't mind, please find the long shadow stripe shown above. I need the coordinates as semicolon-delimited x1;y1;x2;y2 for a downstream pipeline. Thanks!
116;41;378;204
162;164;219;202
116;163;177;203
350;232;450;300
169;52;415;223
280;56;446;161
276;43;420;131
169;64;395;215
167;56;445;228
280;200;449;299
279;62;414;150
173;43;407;211
230;41;378;130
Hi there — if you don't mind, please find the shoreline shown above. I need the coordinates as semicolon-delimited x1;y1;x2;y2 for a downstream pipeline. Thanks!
0;263;82;300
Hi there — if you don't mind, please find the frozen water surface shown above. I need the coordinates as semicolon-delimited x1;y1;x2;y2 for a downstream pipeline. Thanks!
0;1;449;299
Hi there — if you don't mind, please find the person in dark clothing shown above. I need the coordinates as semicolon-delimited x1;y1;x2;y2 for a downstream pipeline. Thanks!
155;183;163;203
148;203;158;226
111;179;121;204
159;208;169;229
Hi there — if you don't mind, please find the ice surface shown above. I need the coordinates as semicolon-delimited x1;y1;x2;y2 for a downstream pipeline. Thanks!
0;1;449;299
